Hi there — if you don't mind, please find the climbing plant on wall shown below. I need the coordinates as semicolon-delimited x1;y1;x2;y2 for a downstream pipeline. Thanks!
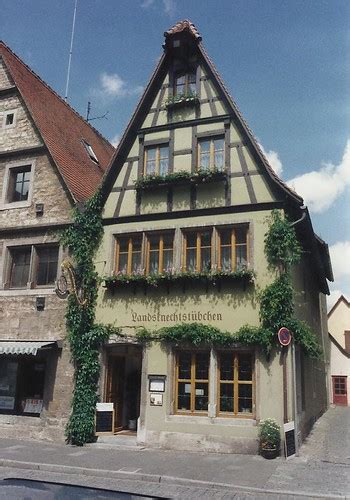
60;190;121;446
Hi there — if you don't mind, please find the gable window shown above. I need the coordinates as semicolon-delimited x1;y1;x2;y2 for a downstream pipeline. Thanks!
8;244;59;289
82;140;99;164
198;137;224;171
218;227;248;271
184;230;212;272
2;110;17;129
7;165;31;203
174;71;196;97
175;351;210;414
218;352;253;415
115;235;142;274
144;145;169;176
146;233;174;274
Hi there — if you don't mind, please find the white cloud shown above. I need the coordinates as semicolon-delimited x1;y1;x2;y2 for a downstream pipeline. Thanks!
95;73;143;100
287;139;350;213
141;0;175;15
110;133;121;148
329;241;350;283
258;143;283;176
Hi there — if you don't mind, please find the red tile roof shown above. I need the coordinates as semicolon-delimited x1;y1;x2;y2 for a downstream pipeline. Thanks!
0;41;114;203
164;20;202;41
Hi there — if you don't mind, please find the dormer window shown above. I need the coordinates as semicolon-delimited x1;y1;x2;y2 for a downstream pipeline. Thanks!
82;140;99;164
174;71;196;97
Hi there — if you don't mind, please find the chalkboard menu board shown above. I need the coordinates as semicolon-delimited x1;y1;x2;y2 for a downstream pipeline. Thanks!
284;421;296;458
95;403;114;435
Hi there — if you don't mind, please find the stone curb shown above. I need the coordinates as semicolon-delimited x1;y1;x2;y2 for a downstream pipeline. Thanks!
0;458;346;499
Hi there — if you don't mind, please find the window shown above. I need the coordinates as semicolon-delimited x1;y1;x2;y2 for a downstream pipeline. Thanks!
198;137;224;171
218;227;248;271
3;110;16;129
0;358;45;416
82;140;99;164
115;235;142;274
175;351;210;414
218;352;253;415
7;165;31;203
8;245;59;289
36;246;59;286
144;145;169;176
174;71;196;96
184;230;212;272
146;233;174;274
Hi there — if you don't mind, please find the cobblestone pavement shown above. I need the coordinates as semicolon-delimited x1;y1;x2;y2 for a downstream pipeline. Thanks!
0;406;348;499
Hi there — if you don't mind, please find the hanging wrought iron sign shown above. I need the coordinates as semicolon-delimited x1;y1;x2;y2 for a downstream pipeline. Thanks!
277;327;292;347
55;259;87;306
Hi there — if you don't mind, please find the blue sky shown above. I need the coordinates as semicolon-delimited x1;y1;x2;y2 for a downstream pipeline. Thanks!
1;0;349;305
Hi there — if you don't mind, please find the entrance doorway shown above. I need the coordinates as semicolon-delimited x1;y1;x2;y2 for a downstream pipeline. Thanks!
332;376;348;406
105;345;142;433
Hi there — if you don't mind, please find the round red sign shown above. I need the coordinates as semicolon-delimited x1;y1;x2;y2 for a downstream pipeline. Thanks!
278;327;292;346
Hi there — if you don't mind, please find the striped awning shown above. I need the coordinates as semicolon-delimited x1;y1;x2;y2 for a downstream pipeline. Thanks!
0;341;57;356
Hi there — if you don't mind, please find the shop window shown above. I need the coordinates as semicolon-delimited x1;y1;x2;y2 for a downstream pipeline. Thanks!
146;233;174;274
183;230;212;272
0;358;45;416
218;352;253;415
175;351;210;414
174;71;196;97
144;145;169;176
115;235;142;274
198;137;224;171
218;227;248;271
7;165;31;203
8;244;59;289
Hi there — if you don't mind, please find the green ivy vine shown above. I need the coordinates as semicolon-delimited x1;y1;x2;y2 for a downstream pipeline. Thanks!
136;210;322;358
60;190;121;446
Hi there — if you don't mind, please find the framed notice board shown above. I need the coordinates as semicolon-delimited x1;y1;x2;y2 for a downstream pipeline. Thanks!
284;421;296;458
95;403;114;435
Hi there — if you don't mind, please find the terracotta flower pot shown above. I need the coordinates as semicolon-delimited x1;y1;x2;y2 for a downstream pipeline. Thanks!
260;446;280;459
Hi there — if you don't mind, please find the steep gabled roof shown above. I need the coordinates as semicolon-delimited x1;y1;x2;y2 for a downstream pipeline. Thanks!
0;41;114;203
328;295;350;318
329;333;350;358
102;19;303;206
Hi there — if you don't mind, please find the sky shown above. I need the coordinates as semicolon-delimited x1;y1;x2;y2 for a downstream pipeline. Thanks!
1;0;349;308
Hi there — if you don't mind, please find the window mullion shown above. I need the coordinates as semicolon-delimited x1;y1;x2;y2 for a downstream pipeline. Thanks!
28;245;35;287
127;238;132;274
159;236;164;272
143;149;147;176
145;237;150;274
156;147;160;175
210;140;214;170
231;229;236;272
196;233;201;272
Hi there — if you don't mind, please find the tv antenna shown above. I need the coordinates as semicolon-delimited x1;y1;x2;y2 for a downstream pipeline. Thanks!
64;0;78;101
86;101;109;122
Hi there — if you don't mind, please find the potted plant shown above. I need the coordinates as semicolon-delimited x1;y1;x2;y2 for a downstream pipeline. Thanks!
259;418;281;459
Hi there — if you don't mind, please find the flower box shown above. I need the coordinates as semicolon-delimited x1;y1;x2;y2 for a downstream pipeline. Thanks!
134;169;227;191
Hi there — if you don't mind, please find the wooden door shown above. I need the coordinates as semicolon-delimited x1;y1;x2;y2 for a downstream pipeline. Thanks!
106;357;125;431
332;376;348;406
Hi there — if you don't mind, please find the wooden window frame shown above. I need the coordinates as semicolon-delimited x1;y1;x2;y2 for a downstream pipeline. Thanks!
182;229;213;272
174;70;197;97
145;232;174;274
143;144;170;176
34;245;59;288
115;234;143;275
197;136;225;172
217;351;254;418
217;226;249;272
8;244;59;289
175;350;210;416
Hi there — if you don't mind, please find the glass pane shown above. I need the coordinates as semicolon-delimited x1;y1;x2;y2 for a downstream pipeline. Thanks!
236;245;247;269
159;158;169;176
133;238;142;252
159;146;169;159
163;249;173;272
186;248;196;271
200;140;210;153
235;227;247;244
221;246;231;271
146;148;156;161
199;152;210;170
163;234;174;249
118;253;128;273
118;238;129;253
0;360;18;410
148;235;159;251
195;352;209;380
220;383;234;412
201;232;211;247
178;382;191;410
214;150;224;170
131;252;141;273
178;352;191;379
201;247;211;271
145;160;156;175
36;247;59;286
194;382;208;411
186;233;197;248
238;384;252;413
149;251;159;274
10;248;31;287
220;353;234;381
238;354;252;381
220;230;231;246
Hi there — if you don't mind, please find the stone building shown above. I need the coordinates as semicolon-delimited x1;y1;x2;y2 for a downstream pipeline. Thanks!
0;42;114;440
94;21;333;453
328;295;350;406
